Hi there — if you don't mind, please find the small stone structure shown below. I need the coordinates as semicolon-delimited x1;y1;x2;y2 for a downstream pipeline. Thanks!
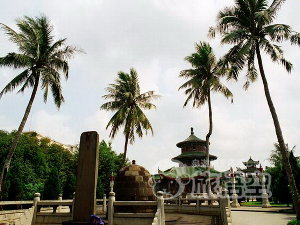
114;160;155;201
109;160;157;224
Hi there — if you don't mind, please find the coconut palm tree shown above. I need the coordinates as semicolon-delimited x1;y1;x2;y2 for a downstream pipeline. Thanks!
208;0;300;218
0;15;80;198
100;68;160;167
179;41;233;195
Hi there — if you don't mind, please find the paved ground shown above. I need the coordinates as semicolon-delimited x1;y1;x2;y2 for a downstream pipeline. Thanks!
231;211;296;225
165;213;217;225
231;206;292;212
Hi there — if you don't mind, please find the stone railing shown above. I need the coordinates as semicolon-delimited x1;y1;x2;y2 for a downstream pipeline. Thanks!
108;191;165;225
0;200;34;225
0;193;108;225
164;190;232;225
151;191;165;225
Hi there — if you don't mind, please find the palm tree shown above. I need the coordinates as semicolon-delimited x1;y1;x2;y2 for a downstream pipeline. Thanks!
0;15;80;198
179;41;233;195
100;68;160;167
208;0;300;218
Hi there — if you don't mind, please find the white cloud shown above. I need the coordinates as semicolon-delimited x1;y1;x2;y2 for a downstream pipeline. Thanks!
29;110;77;145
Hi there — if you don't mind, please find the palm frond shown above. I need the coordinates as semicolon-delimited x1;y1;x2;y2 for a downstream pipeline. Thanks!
0;69;30;98
264;24;291;42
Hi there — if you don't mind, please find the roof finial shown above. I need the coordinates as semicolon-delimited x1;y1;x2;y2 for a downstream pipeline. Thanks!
191;127;194;135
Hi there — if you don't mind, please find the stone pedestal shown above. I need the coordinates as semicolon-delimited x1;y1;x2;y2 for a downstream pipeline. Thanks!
231;194;240;208
262;193;272;208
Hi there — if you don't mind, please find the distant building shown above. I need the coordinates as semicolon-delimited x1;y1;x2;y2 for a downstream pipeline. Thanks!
153;128;225;196
23;131;77;154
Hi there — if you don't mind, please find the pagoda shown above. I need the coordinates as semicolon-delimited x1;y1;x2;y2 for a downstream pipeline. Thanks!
154;128;222;197
172;127;217;166
241;157;259;176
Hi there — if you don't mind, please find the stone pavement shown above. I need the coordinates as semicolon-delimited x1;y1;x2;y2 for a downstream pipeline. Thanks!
165;213;218;225
231;206;293;212
231;211;296;225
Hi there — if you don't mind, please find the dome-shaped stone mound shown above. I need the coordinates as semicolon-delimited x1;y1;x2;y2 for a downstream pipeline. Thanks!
114;160;155;201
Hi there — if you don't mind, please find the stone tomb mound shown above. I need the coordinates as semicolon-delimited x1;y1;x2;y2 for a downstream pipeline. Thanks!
114;160;156;213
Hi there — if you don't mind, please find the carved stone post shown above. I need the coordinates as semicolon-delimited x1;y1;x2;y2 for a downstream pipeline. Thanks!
31;193;40;225
103;194;107;212
108;192;115;225
261;173;271;208
58;194;62;212
157;191;165;225
231;169;240;208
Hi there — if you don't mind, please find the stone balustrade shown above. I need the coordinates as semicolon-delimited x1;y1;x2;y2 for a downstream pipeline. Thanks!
108;191;165;225
0;194;108;225
163;190;232;225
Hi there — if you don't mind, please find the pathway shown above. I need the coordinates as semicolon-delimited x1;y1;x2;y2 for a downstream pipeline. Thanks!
231;211;296;225
165;213;218;225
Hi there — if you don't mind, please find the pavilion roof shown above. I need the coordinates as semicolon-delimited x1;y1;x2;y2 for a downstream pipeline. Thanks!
176;127;205;148
157;166;223;180
172;151;217;162
243;156;259;166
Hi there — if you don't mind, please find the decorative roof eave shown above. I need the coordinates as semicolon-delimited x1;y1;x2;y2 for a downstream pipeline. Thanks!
158;172;224;180
241;168;260;173
157;166;223;180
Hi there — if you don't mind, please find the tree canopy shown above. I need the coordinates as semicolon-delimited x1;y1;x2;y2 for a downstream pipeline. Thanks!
0;130;125;200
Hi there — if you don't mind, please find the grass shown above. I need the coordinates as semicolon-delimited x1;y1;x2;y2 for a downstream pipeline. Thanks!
288;220;300;225
240;201;290;207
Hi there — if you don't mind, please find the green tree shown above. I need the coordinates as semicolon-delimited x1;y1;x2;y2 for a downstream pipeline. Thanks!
100;68;160;167
97;140;125;197
0;15;80;198
0;130;78;200
179;41;233;194
267;144;300;206
43;167;62;200
209;0;300;218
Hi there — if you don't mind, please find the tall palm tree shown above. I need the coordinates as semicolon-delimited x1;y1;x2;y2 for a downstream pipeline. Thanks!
0;15;80;198
100;68;160;167
208;0;300;218
179;41;233;195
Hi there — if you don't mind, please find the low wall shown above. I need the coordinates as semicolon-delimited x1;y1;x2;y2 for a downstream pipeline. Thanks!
35;212;72;225
0;207;34;225
113;213;154;225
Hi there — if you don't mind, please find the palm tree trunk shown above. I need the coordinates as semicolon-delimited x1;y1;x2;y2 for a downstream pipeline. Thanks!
122;133;129;168
256;46;300;220
0;76;40;200
206;91;213;196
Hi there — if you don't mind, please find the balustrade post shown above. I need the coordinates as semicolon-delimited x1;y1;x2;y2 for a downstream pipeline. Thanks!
71;192;75;219
31;193;40;225
157;191;165;225
196;193;200;213
103;194;107;212
108;192;115;225
178;195;182;213
58;194;63;212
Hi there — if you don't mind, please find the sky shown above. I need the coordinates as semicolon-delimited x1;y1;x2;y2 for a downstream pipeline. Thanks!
1;0;300;174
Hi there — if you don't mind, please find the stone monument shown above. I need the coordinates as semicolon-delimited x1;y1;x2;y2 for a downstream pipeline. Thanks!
63;131;99;224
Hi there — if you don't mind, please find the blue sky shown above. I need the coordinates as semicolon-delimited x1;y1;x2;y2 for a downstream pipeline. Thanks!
1;0;300;174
